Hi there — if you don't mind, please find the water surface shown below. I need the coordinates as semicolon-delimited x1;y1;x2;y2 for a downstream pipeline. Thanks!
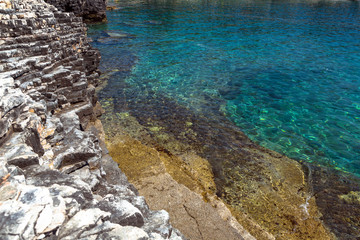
89;0;360;177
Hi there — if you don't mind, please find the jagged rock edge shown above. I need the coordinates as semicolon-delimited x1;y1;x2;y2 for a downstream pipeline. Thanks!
0;0;185;239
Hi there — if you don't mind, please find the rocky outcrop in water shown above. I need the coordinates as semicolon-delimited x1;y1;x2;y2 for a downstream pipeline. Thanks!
45;0;106;22
0;0;184;239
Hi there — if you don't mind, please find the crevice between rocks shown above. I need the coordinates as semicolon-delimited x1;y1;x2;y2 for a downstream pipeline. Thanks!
183;204;203;240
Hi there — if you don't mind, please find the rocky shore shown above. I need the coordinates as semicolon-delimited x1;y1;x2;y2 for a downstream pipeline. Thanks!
45;0;107;22
2;0;359;240
0;0;185;239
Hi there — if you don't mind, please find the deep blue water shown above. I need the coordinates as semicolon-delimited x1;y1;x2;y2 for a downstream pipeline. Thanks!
89;0;360;177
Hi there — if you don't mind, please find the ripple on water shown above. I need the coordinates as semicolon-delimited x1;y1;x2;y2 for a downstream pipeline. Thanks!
88;0;360;238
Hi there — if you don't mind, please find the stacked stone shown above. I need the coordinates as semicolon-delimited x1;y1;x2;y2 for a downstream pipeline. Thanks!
0;0;185;239
45;0;107;22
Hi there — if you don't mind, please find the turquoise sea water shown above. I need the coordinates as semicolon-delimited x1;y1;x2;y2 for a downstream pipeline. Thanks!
89;0;360;178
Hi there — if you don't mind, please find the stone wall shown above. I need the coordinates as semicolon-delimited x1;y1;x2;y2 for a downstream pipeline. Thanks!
45;0;107;22
0;0;184;239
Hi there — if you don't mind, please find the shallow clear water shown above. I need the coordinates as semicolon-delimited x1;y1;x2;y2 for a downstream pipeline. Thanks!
89;0;360;177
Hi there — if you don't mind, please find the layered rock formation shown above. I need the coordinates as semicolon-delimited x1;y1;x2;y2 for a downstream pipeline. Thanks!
0;0;184;239
45;0;106;22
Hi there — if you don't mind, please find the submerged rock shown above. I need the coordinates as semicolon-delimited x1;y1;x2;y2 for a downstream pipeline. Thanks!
309;165;360;239
0;0;185;239
106;133;255;240
101;87;338;240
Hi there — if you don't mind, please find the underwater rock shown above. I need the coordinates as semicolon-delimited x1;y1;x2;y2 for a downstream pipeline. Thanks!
144;20;163;25
106;5;118;11
106;31;136;39
101;89;337;240
106;133;255;240
309;165;360;239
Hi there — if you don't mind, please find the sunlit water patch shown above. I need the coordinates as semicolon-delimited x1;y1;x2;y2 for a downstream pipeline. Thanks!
88;0;360;176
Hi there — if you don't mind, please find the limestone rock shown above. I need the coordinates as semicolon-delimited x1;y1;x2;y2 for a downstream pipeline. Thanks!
0;183;67;239
52;128;101;170
45;0;106;22
0;142;39;168
58;208;111;239
96;198;145;227
106;225;149;240
0;1;185;239
137;173;247;240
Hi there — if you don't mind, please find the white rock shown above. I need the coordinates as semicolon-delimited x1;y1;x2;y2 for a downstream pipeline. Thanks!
35;199;66;235
117;199;143;219
46;201;66;232
59;208;111;239
35;205;52;234
109;225;149;240
150;232;165;240
0;199;43;237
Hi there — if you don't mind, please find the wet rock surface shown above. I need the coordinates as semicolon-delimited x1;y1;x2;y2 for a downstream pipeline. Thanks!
101;78;360;240
106;134;256;240
98;76;334;240
88;9;360;239
309;165;360;240
0;1;185;239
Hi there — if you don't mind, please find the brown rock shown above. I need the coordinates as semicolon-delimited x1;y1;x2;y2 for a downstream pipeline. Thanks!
107;134;255;240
